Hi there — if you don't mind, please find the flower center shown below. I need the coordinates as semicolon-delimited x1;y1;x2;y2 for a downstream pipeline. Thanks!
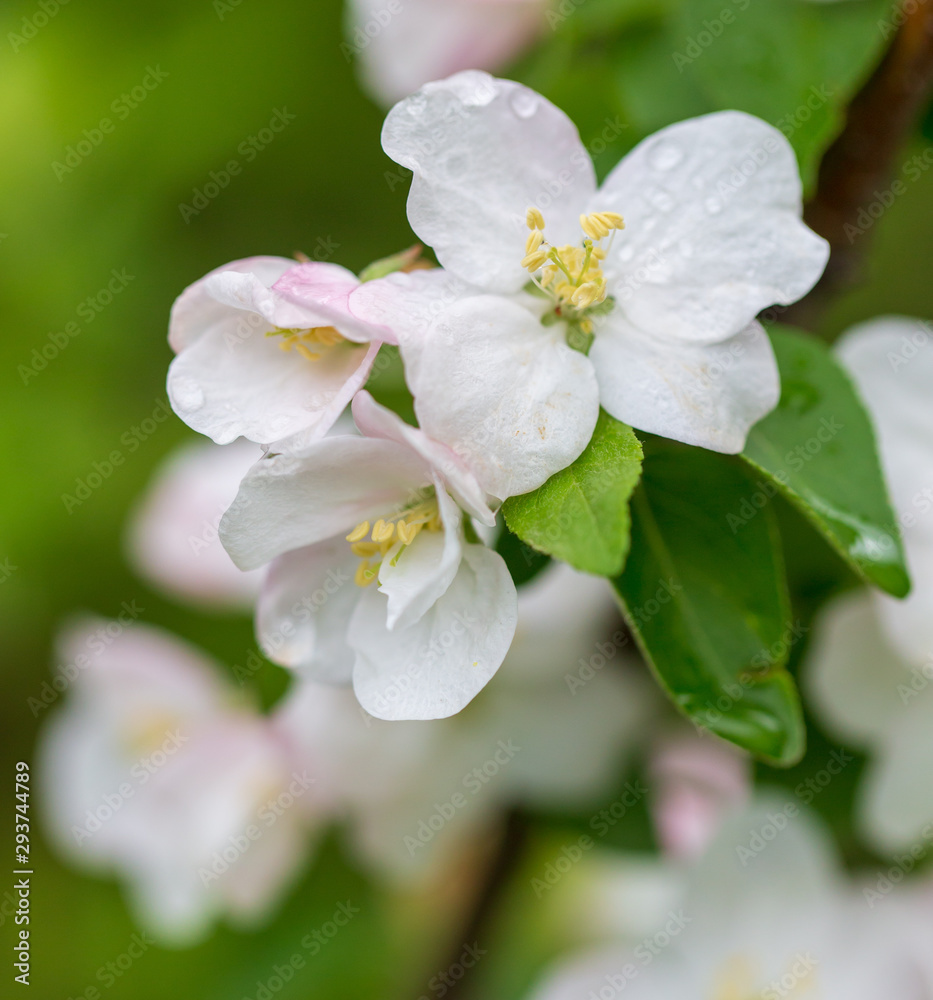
522;206;624;348
345;491;442;587
266;326;347;362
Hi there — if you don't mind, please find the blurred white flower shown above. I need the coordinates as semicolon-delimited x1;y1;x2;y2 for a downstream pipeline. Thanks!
347;0;548;105
126;438;263;610
352;73;828;499
647;728;750;860
529;797;931;1000
38;619;328;944
806;316;933;852
273;562;657;880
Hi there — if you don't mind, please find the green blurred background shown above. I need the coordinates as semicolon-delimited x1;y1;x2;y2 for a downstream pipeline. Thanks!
2;0;932;996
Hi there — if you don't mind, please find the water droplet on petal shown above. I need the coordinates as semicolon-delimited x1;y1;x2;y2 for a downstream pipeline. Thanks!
618;245;634;263
649;142;683;171
705;197;722;215
651;190;674;212
510;90;538;119
172;378;204;412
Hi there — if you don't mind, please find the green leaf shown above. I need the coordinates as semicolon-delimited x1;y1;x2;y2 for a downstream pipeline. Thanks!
742;326;910;599
502;410;643;576
612;441;805;765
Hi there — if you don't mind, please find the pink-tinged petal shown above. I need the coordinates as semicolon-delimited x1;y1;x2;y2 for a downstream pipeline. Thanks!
169;256;295;354
271;262;396;344
350;0;546;106
256;540;359;683
591;317;779;454
349;268;478;344
350;543;517;719
383;71;596;294
352;390;495;524
125;438;263;610
648;731;750;860
167;320;377;447
378;480;463;630
400;296;600;500
596;111;828;344
219;436;429;570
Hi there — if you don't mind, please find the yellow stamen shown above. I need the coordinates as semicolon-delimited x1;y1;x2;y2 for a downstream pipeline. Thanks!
526;206;545;230
521;249;549;272
525;229;544;255
371;519;395;543
355;560;378;587
346;522;370;542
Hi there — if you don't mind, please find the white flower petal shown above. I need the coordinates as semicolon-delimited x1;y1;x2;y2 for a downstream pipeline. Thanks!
378;481;463;631
168;256;295;354
256;540;360;682
220;437;429;570
383;71;596;293
167;320;378;447
403;296;600;499
591;316;779;453
352;389;495;524
596;111;828;343
350;543;517;720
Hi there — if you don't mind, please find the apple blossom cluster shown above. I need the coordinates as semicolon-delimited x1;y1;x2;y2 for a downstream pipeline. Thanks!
165;70;828;721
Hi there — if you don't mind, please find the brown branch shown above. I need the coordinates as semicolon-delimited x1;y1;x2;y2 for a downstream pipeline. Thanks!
424;809;530;1000
783;0;933;330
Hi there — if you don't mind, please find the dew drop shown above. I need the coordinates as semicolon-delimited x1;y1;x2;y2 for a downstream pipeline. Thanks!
649;142;683;171
172;378;204;412
618;245;634;262
651;190;674;212
705;197;722;215
510;90;538;119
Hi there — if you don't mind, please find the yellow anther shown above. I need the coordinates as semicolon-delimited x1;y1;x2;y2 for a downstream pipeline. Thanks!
526;206;545;230
371;519;395;544
521;249;549;272
351;541;383;558
354;560;378;587
294;342;322;362
597;211;625;230
580;213;610;241
571;282;602;308
397;519;424;545
525;230;544;255
346;522;370;542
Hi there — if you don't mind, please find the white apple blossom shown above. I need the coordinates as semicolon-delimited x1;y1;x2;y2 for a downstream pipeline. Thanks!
37;620;327;944
219;390;517;720
349;72;829;499
126;437;263;610
347;0;548;106
167;256;390;450
272;562;657;879
806;316;933;853
529;798;931;1000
